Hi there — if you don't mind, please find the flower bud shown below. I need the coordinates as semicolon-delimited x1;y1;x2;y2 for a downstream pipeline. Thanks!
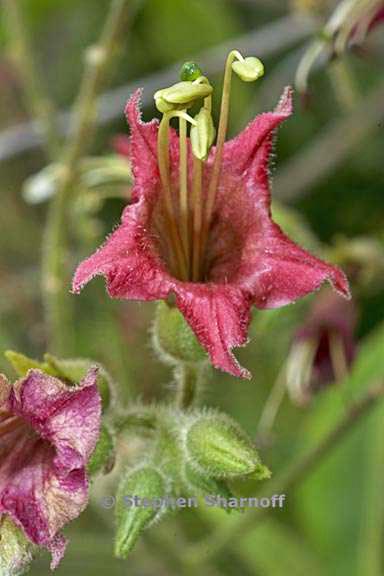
115;467;168;558
186;413;270;480
152;301;206;365
88;424;115;476
232;56;264;82
0;517;36;576
190;107;216;161
154;81;213;112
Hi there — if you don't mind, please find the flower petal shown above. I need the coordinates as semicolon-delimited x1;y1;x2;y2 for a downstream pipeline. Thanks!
238;221;350;308
221;86;293;176
72;199;172;299
175;284;252;378
124;89;159;197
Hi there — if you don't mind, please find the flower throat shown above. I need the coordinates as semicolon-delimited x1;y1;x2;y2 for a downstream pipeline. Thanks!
154;52;265;282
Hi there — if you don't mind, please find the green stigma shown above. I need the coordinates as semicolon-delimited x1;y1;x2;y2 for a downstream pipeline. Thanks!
180;61;202;82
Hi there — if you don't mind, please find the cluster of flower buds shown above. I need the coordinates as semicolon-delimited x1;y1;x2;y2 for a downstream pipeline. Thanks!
114;405;270;558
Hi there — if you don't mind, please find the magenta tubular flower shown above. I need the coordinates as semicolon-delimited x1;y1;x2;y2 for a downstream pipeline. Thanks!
73;85;349;379
0;368;101;569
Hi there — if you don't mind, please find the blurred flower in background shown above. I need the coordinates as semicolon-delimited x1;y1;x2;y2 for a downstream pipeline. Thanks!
286;290;357;406
295;0;384;93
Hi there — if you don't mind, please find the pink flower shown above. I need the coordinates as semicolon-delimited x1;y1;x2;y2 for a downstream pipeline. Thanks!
0;368;101;569
73;87;349;378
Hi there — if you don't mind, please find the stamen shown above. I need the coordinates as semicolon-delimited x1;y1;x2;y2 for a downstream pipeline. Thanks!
191;93;212;281
203;50;241;238
192;155;203;281
179;112;190;272
157;113;189;280
200;51;264;275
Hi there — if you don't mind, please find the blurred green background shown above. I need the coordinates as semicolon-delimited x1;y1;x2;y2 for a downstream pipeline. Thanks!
1;1;384;575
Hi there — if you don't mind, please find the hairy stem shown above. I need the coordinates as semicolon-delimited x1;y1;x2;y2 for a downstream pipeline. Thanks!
42;0;131;354
175;363;203;409
184;381;384;565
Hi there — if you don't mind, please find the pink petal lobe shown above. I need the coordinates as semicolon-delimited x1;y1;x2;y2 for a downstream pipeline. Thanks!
174;284;252;379
241;222;350;308
222;86;293;176
124;89;159;198
72;199;172;300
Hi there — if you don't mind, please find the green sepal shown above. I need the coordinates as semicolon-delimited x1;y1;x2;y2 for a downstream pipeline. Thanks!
115;467;168;559
88;424;115;477
152;301;207;365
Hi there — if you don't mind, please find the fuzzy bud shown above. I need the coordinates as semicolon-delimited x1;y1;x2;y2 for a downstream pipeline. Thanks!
152;302;207;365
232;56;264;82
115;467;168;558
186;413;270;480
0;517;36;576
190;107;216;161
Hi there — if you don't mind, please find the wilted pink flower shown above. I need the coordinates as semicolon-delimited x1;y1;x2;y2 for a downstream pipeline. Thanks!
286;290;357;406
0;368;101;569
73;87;349;378
296;0;384;93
